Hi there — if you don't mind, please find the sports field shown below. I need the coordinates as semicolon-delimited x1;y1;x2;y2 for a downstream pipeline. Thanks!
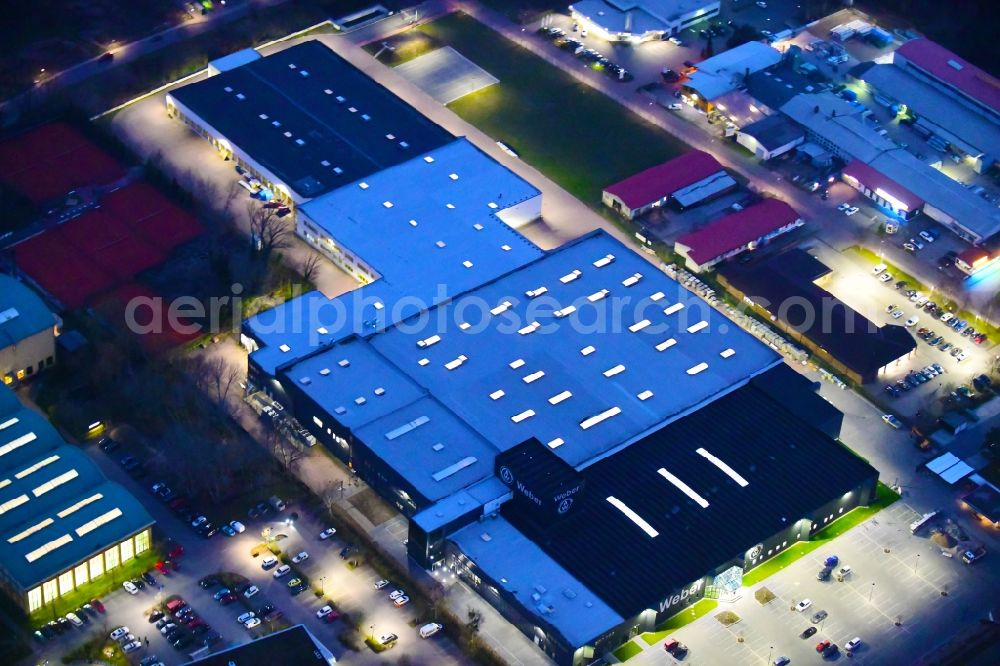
415;13;688;205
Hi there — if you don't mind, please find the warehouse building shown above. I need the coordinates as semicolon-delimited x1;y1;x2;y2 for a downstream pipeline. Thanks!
682;42;782;110
736;115;804;161
167;40;453;205
0;386;154;614
1;276;60;386
601;150;735;220
188;624;336;665
246;229;879;664
718;249;916;384
674;199;804;272
568;0;720;43
841;159;922;221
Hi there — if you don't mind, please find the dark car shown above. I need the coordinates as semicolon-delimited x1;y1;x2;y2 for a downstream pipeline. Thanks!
46;620;62;635
219;593;238;605
148;610;164;623
131;578;145;590
98;437;119;453
800;626;817;639
823;643;839;657
256;603;276;617
75;608;90;623
201;630;222;646
33;630;47;643
340;544;355;559
290;582;308;596
199;576;221;589
816;567;832;581
39;624;56;639
661;68;680;82
172;634;194;650
56;617;72;633
191;623;212;636
141;572;157;586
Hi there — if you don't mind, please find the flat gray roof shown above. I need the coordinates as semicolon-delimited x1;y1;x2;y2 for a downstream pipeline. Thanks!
169;40;453;199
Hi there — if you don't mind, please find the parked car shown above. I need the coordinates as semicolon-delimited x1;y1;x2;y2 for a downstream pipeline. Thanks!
273;564;291;578
243;585;259;599
845;637;862;652
319;528;337;540
393;595;410;608
811;610;829;624
292;551;309;564
122;581;139;595
795;599;812;612
881;414;902;429
800;626;817;638
110;626;130;641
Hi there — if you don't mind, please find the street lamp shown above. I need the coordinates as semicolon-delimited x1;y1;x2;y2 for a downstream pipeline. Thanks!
869;581;876;602
369;624;375;640
914;553;920;574
319;576;326;595
767;645;773;664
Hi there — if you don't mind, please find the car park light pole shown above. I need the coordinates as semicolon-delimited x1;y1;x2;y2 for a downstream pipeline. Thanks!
914;553;920;574
319;576;326;595
868;582;875;602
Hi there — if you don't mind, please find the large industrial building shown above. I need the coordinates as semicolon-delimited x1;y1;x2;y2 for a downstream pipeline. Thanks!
0;386;154;614
601;150;735;220
221;36;879;666
166;41;453;204
781;92;1000;244
0;276;60;386
569;0;720;43
718;249;916;384
682;41;783;110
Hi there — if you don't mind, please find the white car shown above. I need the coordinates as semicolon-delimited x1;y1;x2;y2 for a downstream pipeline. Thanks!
844;206;859;216
669;36;683;45
838;565;852;577
374;579;389;590
919;230;936;243
159;623;177;635
319;528;337;540
890;308;904;319
237;611;256;625
837;203;850;212
882;414;902;429
273;564;291;578
905;316;919;327
389;589;406;601
668;103;682;110
420;622;443;638
316;605;335;619
245;617;262;629
756;1;767;7
230;520;246;534
261;555;278;570
795;599;812;612
872;263;887;274
243;585;259;599
845;637;862;651
122;580;139;595
393;595;410;608
122;640;143;653
878;272;893;283
66;612;83;627
941;312;954;322
292;551;309;564
110;626;130;641
955;351;968;362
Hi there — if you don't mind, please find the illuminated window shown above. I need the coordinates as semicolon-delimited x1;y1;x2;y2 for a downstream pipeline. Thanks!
134;530;150;555
89;554;104;579
58;570;74;596
42;579;57;604
120;537;134;562
104;545;119;570
74;563;88;587
28;587;42;612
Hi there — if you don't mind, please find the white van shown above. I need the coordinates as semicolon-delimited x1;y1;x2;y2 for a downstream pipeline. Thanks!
419;623;443;638
273;564;291;578
260;555;277;570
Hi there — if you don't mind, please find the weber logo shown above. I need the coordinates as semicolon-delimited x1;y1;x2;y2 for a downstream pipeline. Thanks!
658;580;703;613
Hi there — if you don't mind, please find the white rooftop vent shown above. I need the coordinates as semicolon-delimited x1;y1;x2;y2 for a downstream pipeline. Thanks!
335;95;346;103
279;344;291;353
359;182;369;190
271;120;281;127
463;260;474;269
511;409;535;423
295;139;305;146
687;362;709;375
509;358;525;369
319;368;331;376
299;376;311;385
418;358;430;366
491;301;513;316
449;173;459;180
720;348;736;358
481;532;492;542
548;390;572;405
382;201;393;208
603;364;625;377
588;289;609;302
348;106;357;113
432;443;445;452
580;345;596;356
324;89;333;95
501;244;511;251
525;286;548;298
444;355;468;371
386;133;395;140
374;387;386;396
300;70;310;77
650;291;665;301
663;303;685;315
554;305;577;318
259;113;269;120
547;438;565;449
424;156;435;163
593;254;615;268
473;223;484;231
522;370;545;384
446;203;456;209
409;219;418;227
224;86;233;92
629;319;651;333
334;406;347;415
560;269;582;284
361;114;370;121
417;334;441;348
399;141;409;149
947;59;963;71
580;406;621;430
321;160;330;167
317;326;328;335
490;390;505;401
283;131;293;138
334;359;349;368
488;202;499;209
354;396;366;406
288;63;297;69
637;389;654;401
235;93;245;100
687;321;708;333
621;272;642;287
656;338;676;351
373;301;384;310
459;322;471;331
518;322;540;335
333;167;343;174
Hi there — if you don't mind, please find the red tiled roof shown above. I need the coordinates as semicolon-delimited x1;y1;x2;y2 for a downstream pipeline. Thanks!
895;39;1000;115
603;151;725;209
842;160;923;211
676;199;800;265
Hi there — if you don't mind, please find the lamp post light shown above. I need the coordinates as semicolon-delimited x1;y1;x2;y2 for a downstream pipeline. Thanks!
869;581;876;602
767;645;773;664
914;553;920;574
319;576;326;595
369;624;375;640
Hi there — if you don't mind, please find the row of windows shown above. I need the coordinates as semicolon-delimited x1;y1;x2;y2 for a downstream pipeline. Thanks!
2;356;55;385
26;530;150;612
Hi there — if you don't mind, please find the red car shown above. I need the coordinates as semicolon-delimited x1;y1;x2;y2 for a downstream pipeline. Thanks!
219;593;238;606
816;640;831;653
89;598;106;614
663;639;678;652
168;544;184;559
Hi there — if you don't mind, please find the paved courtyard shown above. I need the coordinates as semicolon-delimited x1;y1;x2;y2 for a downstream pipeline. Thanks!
395;45;498;104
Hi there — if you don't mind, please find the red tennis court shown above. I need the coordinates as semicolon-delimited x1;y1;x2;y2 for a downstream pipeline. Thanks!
94;283;203;354
0;122;125;204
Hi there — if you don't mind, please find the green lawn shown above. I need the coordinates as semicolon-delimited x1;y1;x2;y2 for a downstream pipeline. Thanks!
416;13;689;206
742;483;900;587
30;550;160;626
612;639;644;661
640;598;719;645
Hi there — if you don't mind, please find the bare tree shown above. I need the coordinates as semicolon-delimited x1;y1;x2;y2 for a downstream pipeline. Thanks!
263;428;307;473
223;180;244;217
192;355;244;418
246;201;291;263
299;252;323;286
